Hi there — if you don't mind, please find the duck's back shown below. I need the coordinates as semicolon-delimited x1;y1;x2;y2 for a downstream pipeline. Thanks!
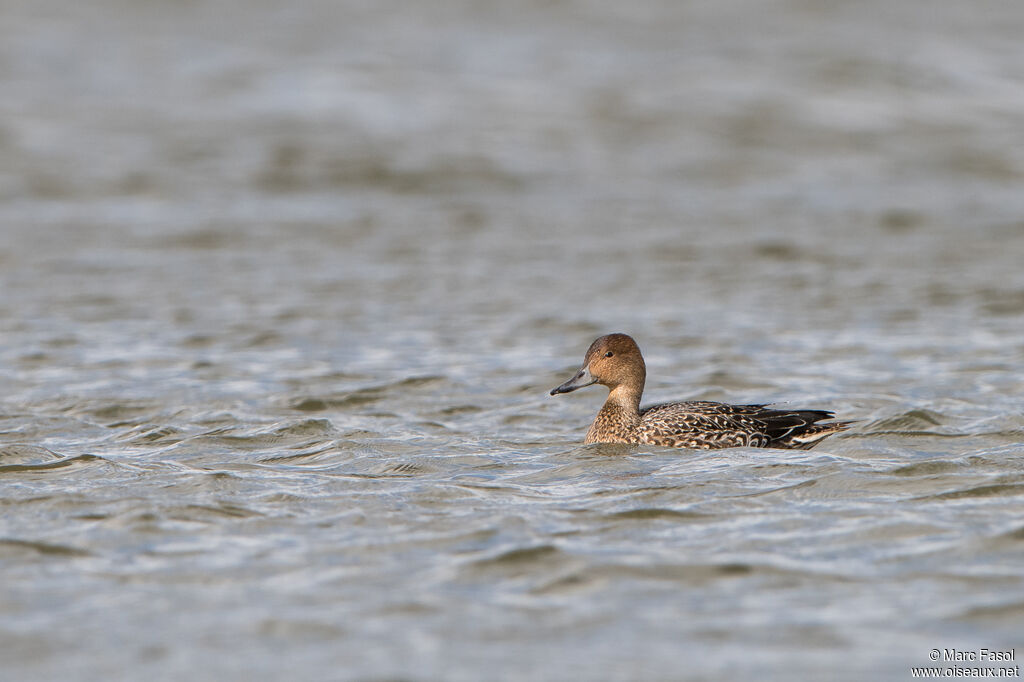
636;401;848;450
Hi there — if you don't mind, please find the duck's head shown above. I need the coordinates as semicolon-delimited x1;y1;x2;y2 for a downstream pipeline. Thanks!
550;333;646;395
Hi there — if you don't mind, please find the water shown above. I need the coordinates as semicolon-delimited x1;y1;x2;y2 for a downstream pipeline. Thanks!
2;0;1024;679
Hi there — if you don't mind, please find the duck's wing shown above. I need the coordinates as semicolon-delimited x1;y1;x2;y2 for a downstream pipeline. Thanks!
639;401;850;450
637;401;773;448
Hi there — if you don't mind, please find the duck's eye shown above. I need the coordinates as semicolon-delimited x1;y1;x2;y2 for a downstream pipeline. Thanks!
604;351;614;358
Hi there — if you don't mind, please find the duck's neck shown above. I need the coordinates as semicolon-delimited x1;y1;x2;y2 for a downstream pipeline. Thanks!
585;385;643;444
607;384;642;414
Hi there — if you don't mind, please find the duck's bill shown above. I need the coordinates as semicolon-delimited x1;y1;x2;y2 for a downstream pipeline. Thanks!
550;366;597;395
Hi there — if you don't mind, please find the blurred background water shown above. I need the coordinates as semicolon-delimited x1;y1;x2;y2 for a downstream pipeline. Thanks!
2;0;1024;680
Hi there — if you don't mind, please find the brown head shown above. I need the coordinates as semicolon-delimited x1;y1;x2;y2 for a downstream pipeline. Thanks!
550;333;647;396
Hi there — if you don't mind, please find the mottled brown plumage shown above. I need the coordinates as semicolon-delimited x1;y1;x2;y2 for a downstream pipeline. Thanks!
550;333;851;450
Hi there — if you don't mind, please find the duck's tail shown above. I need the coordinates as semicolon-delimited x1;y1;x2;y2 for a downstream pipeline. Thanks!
745;407;854;450
774;418;856;450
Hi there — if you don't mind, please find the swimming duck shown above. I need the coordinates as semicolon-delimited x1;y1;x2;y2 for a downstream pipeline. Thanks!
550;333;850;449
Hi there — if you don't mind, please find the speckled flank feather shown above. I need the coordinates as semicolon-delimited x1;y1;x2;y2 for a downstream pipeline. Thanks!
634;402;852;450
552;333;851;450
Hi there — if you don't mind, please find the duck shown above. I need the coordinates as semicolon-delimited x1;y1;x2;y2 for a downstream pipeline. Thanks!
550;333;851;449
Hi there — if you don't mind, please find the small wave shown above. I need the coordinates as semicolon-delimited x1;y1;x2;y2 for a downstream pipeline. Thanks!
997;524;1024;541
71;400;161;425
258;442;350;465
157;228;232;250
604;508;710;521
291;398;333;412
463;545;564;576
739;477;818;498
382;461;426;475
529;560;801;595
289;391;386;410
973;523;1024;554
169;503;263;521
952;600;1024;624
191;419;338;450
583;561;808;584
271;418;336;438
863;409;949;432
0;445;64;465
923;482;1024;501
434;404;484;416
0;538;91;558
290;376;448;412
115;424;187;446
885;460;966;476
0;453;105;474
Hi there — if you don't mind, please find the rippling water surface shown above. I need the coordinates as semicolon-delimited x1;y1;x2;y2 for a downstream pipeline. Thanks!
2;1;1024;680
